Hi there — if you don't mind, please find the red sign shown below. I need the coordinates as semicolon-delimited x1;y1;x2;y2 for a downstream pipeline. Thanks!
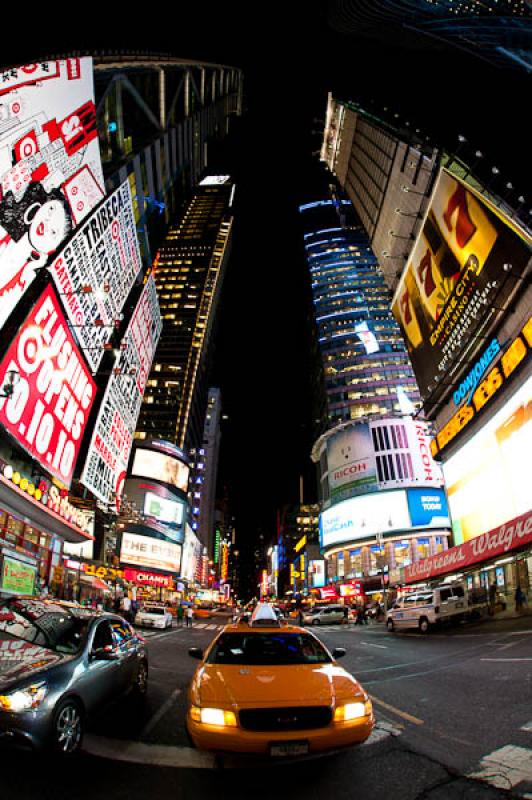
0;285;96;485
319;586;339;600
405;509;532;583
124;568;172;588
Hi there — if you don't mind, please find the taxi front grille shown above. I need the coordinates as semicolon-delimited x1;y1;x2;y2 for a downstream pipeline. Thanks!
239;706;332;732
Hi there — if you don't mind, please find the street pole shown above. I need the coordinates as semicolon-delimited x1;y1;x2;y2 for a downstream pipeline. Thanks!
376;531;388;615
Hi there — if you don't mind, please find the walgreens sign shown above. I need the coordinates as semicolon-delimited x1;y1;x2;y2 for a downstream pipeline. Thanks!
405;509;532;583
0;286;95;485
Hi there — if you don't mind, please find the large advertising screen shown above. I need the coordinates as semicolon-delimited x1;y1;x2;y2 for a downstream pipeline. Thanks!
0;285;96;485
443;374;532;544
144;491;185;527
181;524;202;582
320;490;411;549
308;559;326;588
0;58;104;330
407;488;450;528
131;448;189;493
326;423;377;502
80;277;161;508
1;555;37;595
392;169;531;399
48;181;142;372
120;531;181;574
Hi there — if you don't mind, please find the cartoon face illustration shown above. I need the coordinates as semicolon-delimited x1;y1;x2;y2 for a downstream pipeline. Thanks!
28;198;70;255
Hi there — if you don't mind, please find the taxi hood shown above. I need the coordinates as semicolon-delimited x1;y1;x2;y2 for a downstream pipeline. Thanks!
194;663;362;707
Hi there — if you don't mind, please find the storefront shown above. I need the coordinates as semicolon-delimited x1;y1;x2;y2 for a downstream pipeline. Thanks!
0;466;95;598
402;509;532;608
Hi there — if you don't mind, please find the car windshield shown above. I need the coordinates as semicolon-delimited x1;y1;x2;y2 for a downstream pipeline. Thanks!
207;632;333;665
0;599;90;654
143;607;165;615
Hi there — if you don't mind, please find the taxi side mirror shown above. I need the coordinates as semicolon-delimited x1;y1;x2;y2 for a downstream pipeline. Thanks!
332;648;346;660
188;647;204;660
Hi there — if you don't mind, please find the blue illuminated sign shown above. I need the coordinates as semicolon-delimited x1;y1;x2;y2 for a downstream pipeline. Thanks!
407;488;450;528
452;338;500;407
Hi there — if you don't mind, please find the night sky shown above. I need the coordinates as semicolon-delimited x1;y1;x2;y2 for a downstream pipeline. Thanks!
4;4;530;592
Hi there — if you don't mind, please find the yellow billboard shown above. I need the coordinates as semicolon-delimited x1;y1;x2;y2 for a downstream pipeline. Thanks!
392;169;531;399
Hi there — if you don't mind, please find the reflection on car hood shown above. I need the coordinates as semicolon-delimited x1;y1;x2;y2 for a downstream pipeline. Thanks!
0;634;66;688
193;663;362;706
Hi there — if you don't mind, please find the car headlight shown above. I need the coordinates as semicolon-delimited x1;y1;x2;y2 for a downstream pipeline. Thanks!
334;699;372;722
0;683;48;713
190;705;238;727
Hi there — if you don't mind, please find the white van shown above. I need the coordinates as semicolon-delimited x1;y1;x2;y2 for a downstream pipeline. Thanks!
302;605;346;626
386;583;472;633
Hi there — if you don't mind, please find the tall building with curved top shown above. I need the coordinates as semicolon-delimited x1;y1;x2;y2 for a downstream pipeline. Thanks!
300;195;421;429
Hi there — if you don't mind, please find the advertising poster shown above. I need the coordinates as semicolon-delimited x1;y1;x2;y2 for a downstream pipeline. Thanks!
120;531;182;574
309;559;326;588
0;285;96;485
144;491;185;527
1;556;37;595
48;180;141;372
0;58;104;330
131;447;189;493
404;418;444;485
392;169;531;399
326;423;377;503
80;277;162;508
320;490;411;549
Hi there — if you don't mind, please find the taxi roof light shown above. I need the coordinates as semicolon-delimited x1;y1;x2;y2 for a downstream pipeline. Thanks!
249;603;281;627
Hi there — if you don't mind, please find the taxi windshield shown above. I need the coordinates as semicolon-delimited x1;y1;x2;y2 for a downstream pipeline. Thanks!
207;632;333;665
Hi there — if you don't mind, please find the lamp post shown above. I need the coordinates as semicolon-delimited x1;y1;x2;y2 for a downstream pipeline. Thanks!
376;531;388;615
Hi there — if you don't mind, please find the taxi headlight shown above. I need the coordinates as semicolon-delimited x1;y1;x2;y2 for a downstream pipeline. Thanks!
334;699;372;722
190;705;238;727
0;683;48;713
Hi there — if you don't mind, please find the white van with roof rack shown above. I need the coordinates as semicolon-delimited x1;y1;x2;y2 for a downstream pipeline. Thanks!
386;582;487;633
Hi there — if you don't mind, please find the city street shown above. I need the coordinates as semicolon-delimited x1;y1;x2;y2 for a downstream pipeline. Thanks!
3;613;532;800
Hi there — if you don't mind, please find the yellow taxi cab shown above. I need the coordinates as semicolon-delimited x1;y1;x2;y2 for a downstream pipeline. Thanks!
186;603;374;757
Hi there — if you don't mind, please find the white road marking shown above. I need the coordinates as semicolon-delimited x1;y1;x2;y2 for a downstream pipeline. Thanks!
141;687;182;738
521;722;532;732
148;628;184;642
361;641;388;649
468;744;532;795
481;658;532;662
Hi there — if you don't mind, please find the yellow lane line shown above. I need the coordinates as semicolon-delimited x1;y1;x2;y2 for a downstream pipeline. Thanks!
369;694;425;726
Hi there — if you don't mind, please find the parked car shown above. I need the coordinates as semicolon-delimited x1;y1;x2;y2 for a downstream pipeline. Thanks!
186;603;374;756
134;604;173;630
0;596;148;753
302;605;346;626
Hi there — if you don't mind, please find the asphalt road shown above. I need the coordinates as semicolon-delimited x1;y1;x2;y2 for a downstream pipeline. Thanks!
3;612;532;800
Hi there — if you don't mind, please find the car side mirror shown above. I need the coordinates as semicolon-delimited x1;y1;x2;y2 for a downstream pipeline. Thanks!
91;645;119;661
332;648;346;660
188;647;204;660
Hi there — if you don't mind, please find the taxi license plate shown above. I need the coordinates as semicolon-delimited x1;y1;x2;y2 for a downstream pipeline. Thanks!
270;741;309;757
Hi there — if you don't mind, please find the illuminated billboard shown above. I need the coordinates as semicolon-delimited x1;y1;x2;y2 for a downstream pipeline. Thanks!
323;418;443;507
48;181;142;372
0;58;104;330
320;490;411;549
0;285;96;486
144;492;184;527
120;531;181;573
308;559;326;588
131;448;189;493
407;488;450;528
80;277;161;509
392;168;531;399
443;374;532;544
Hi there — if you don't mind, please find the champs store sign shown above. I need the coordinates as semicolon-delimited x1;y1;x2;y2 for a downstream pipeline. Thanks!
392;169;531;400
0;286;96;485
431;314;532;458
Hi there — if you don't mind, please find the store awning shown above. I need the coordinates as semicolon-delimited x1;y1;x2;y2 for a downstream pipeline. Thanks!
80;574;111;593
0;475;94;545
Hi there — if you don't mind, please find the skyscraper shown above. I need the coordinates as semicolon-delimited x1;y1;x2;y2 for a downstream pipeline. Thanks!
300;195;421;429
136;177;234;452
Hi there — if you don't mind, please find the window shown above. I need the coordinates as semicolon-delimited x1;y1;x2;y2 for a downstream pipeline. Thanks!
452;586;465;598
208;633;332;665
92;621;114;651
438;588;453;603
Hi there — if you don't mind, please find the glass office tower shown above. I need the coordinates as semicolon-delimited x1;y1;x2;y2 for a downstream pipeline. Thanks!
300;197;421;427
136;178;234;452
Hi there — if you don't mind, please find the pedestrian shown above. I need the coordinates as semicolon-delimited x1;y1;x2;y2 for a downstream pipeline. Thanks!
297;609;304;627
121;594;132;622
343;605;349;626
515;586;526;612
489;581;497;610
177;604;184;626
186;606;193;628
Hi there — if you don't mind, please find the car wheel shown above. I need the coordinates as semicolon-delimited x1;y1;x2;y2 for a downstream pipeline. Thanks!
419;617;429;634
386;618;395;632
312;619;320;626
134;660;149;697
52;699;84;755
